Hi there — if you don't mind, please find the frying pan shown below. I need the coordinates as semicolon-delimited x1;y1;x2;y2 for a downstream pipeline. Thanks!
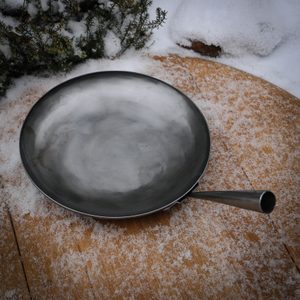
19;71;276;219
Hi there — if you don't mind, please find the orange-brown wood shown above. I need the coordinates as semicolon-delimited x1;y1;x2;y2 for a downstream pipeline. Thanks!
0;208;30;299
1;55;299;299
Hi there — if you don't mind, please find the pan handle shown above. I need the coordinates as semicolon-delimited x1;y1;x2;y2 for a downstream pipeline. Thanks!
189;190;276;213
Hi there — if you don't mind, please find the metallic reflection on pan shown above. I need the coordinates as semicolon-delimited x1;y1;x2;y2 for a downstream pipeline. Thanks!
20;72;275;219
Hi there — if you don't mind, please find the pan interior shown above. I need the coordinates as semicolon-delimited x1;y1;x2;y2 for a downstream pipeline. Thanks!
20;72;210;217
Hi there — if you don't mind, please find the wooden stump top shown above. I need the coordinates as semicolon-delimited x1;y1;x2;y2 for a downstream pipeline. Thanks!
1;55;299;299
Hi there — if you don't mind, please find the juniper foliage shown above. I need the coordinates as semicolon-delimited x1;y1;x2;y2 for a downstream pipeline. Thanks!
0;0;166;95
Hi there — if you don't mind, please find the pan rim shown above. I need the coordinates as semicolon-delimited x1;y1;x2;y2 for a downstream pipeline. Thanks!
19;70;211;219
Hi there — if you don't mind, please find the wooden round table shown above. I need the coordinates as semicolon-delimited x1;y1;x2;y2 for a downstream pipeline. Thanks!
1;55;299;299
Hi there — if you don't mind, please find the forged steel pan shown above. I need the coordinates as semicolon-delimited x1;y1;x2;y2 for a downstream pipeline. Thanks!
20;71;275;219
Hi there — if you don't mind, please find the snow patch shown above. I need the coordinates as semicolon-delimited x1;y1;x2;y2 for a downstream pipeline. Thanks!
27;3;37;17
40;0;49;11
67;20;86;38
2;0;24;9
150;0;300;98
104;31;121;57
171;0;292;56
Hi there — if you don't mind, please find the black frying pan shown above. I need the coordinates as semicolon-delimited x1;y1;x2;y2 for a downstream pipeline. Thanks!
20;71;275;219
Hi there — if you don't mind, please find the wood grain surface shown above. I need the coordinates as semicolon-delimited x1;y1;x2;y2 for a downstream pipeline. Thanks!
1;55;299;299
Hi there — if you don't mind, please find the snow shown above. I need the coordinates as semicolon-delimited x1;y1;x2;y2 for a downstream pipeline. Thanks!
1;0;299;97
150;0;300;98
0;11;19;28
0;52;158;105
40;0;49;11
169;0;298;57
4;289;17;299
67;20;86;38
1;0;24;9
27;3;37;17
104;31;121;57
0;43;11;58
216;37;300;98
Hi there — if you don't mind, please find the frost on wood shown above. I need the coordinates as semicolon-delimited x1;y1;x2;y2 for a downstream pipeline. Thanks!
0;54;299;299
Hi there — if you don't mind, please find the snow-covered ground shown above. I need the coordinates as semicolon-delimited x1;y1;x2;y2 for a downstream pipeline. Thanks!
1;1;300;97
149;0;300;98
